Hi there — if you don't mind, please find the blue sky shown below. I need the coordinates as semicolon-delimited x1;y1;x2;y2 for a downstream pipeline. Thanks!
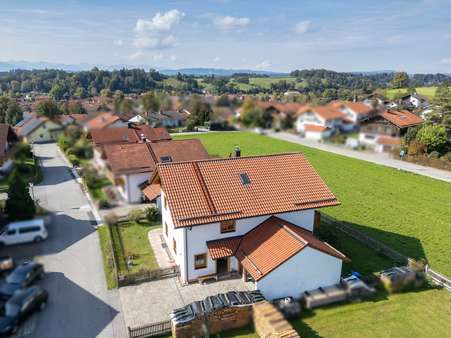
1;0;451;72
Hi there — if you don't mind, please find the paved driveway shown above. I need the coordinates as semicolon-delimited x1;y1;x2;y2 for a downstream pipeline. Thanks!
1;143;126;338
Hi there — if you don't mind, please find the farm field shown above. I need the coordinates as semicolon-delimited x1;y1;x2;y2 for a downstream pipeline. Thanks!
384;86;450;100
174;132;451;276
229;76;298;91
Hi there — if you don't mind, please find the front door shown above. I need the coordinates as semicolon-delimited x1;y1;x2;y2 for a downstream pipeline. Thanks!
216;258;228;275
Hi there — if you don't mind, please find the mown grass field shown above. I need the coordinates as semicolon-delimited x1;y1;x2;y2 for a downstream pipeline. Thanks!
174;132;451;276
384;86;450;100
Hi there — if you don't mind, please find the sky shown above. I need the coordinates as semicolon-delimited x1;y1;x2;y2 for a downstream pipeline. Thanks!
1;0;451;73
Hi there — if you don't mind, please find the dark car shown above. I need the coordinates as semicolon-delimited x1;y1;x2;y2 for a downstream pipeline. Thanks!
0;286;48;336
0;262;44;300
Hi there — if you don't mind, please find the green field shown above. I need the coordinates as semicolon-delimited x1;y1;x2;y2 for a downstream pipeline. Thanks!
174;132;451;276
384;86;447;100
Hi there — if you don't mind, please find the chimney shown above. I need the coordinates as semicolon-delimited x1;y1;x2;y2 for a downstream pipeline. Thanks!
234;146;241;157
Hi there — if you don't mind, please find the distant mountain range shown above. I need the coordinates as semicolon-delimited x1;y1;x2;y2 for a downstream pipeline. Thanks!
158;68;288;76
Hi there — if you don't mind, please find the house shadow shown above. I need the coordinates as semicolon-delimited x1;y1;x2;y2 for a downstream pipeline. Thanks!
0;212;96;260
32;271;119;338
37;165;75;186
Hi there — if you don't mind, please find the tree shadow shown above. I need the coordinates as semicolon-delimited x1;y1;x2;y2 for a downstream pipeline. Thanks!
32;271;119;338
37;165;74;186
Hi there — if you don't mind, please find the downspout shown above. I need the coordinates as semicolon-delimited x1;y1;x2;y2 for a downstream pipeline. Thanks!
184;228;188;284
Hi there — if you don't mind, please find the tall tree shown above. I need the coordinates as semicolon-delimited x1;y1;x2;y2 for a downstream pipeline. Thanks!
36;99;60;119
5;171;36;221
390;72;410;89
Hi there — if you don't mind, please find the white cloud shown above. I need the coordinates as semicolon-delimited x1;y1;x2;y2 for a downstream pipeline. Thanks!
214;16;250;31
129;51;177;63
133;9;184;50
113;39;123;47
255;60;271;70
441;57;451;64
213;57;221;63
295;20;311;34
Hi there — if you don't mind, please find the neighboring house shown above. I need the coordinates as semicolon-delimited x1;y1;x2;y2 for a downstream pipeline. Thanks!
148;110;189;128
90;125;172;169
359;110;423;150
295;105;347;138
374;136;401;153
399;93;429;110
14;114;63;144
59;114;91;128
330;101;375;125
103;139;209;203
84;112;127;132
145;153;348;300
0;124;19;173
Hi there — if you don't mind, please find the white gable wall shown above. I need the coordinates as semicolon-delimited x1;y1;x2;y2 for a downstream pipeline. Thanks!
123;172;151;203
255;246;342;300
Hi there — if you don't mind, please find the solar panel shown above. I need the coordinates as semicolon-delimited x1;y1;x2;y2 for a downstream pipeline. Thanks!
160;155;173;163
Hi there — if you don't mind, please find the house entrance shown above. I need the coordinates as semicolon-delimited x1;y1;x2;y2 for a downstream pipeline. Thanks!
216;257;228;274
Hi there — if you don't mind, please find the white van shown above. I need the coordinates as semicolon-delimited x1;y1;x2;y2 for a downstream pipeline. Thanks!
0;219;48;246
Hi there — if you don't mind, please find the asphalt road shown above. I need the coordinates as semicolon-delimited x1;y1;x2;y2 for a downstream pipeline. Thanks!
1;143;126;338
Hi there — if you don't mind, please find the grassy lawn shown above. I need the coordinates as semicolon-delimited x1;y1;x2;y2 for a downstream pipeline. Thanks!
174;132;451;277
110;220;160;274
97;225;117;289
384;86;451;100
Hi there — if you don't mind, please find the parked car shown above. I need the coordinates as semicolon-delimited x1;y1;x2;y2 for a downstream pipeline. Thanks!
0;258;15;278
0;219;48;246
0;286;48;336
0;262;44;300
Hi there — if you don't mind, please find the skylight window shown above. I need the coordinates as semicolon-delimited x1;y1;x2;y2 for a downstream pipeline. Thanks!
160;155;173;163
240;173;251;185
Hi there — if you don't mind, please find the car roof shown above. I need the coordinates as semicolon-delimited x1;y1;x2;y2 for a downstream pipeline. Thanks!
7;219;44;229
11;261;39;274
8;286;41;304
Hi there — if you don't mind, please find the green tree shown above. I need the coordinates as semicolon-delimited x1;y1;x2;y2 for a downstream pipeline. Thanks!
36;99;60;119
416;124;448;153
5;171;36;221
119;99;133;114
49;84;66;100
113;90;124;112
390;72;409;89
141;92;160;114
74;86;87;99
240;98;264;128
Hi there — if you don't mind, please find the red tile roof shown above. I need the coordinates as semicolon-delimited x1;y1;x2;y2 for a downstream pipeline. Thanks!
90;125;171;146
303;124;329;133
85;112;122;131
208;217;348;281
153;153;340;228
380;110;423;128
104;139;209;176
298;106;345;121
330;101;374;115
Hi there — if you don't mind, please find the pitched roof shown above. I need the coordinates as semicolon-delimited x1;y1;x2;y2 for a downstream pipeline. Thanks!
298;106;345;121
380;110;424;128
303;124;329;133
84;112;122;131
90;125;171;146
154;153;340;228
331;101;374;115
15;115;60;136
104;139;209;176
208;216;348;281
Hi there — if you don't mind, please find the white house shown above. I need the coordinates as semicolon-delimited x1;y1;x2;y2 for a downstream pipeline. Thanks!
330;101;375;125
295;106;346;139
146;153;348;300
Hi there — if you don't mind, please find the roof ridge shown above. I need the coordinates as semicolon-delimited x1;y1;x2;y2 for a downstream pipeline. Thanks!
157;152;304;167
145;142;158;164
238;248;262;277
278;224;308;245
192;162;217;215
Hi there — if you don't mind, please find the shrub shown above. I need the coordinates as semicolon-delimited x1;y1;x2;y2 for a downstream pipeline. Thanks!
416;124;447;153
444;152;451;162
145;206;160;222
14;142;32;160
68;154;80;166
407;140;426;156
128;208;144;223
57;135;70;151
429;151;440;159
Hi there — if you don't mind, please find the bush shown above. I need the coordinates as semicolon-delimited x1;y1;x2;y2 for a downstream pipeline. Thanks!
444;152;451;162
145;206;160;222
68;154;80;166
58;135;71;151
407;140;426;156
14;143;32;160
416;124;447;153
128;208;144;223
429;151;440;159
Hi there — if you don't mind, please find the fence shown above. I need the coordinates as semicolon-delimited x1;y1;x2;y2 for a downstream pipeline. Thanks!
118;266;180;287
128;320;171;338
320;212;451;292
105;224;119;286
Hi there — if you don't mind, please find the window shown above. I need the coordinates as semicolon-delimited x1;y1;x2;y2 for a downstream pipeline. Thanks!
18;226;40;234
194;254;207;269
173;238;177;254
160;155;173;163
164;222;168;237
220;220;236;233
239;173;251;185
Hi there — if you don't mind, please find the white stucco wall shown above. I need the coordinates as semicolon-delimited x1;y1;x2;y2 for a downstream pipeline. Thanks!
255;246;342;300
124;172;151;203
